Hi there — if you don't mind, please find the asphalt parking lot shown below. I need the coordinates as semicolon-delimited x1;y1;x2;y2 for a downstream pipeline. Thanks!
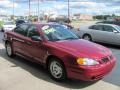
0;31;120;90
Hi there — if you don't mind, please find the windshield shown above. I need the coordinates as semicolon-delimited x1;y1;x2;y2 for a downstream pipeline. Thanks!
115;25;120;31
42;25;78;41
4;22;14;25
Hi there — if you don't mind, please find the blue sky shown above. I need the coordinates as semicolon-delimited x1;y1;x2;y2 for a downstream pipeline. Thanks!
0;0;120;16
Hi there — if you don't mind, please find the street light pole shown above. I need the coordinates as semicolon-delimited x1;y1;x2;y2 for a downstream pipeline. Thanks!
38;0;40;22
29;0;31;20
13;0;14;20
68;0;70;23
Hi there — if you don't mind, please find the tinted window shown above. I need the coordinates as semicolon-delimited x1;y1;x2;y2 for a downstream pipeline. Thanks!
16;20;25;26
103;25;115;32
14;24;28;36
90;25;103;31
89;25;94;29
27;26;40;37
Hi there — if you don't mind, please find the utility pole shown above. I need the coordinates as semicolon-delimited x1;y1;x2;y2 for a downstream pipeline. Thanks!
29;0;31;20
68;0;70;23
13;0;14;20
38;0;40;22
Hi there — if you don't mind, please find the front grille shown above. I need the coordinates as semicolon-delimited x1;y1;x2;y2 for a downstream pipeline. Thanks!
101;55;113;63
102;57;109;63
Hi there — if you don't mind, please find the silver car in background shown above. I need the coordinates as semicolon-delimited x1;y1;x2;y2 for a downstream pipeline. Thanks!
78;24;120;45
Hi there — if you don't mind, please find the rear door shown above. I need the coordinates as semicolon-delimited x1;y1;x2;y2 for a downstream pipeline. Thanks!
12;24;29;56
24;25;47;62
90;25;105;42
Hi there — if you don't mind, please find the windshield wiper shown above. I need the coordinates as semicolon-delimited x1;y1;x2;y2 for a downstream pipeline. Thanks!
51;39;61;41
64;37;79;40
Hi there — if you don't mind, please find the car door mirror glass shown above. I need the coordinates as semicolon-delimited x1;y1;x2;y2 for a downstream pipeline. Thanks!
31;36;42;41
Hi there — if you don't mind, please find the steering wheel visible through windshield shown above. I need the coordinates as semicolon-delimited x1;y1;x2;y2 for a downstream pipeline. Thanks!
42;25;78;41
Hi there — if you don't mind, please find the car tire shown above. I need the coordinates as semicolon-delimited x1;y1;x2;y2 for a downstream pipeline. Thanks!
1;28;4;32
5;42;15;57
48;58;66;81
83;34;92;41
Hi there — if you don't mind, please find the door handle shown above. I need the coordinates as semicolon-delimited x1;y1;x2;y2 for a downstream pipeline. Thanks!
26;42;32;45
13;38;24;43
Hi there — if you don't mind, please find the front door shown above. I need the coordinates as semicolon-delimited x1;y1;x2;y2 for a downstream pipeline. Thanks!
24;25;47;63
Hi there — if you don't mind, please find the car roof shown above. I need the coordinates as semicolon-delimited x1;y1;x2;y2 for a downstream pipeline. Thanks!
94;23;119;27
28;22;61;26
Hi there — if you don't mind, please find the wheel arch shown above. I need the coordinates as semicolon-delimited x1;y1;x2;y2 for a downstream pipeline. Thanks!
82;33;92;41
82;33;91;38
46;55;66;71
5;40;11;46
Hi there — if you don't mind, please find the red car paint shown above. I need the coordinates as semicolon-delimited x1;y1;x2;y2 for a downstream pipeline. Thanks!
4;23;116;81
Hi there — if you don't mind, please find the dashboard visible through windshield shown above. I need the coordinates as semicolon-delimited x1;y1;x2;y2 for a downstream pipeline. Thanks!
42;25;78;41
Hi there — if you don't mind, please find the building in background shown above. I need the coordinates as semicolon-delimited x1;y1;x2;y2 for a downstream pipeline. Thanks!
72;13;93;20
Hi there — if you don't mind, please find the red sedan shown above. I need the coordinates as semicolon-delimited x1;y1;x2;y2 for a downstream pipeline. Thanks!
4;23;116;81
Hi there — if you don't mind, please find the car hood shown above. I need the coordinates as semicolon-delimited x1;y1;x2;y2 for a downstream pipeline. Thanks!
50;39;111;60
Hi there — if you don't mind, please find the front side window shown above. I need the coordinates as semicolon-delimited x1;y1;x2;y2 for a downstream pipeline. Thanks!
41;25;78;41
103;25;115;32
27;25;40;37
14;24;28;36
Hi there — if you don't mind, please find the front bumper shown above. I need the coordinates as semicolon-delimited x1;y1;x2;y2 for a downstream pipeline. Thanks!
66;57;116;81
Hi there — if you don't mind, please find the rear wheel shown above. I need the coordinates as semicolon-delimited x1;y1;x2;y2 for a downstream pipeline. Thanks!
83;34;92;41
1;28;4;32
48;58;66;81
5;42;15;57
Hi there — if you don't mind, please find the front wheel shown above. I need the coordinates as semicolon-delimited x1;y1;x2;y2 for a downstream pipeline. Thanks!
48;58;66;81
5;42;15;57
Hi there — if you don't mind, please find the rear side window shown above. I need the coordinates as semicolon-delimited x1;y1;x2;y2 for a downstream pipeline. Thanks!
94;25;103;30
89;25;94;29
14;24;29;36
27;25;40;37
89;25;103;31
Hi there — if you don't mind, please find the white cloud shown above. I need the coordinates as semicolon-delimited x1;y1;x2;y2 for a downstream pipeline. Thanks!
54;4;67;10
70;1;107;8
51;1;120;15
0;9;7;13
0;0;19;8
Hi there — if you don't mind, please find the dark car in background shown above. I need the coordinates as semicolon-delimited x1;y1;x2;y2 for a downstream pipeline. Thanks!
96;20;120;26
16;19;26;26
48;18;73;29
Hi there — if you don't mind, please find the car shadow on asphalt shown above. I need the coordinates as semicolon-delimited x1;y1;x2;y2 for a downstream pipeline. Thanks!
0;48;98;89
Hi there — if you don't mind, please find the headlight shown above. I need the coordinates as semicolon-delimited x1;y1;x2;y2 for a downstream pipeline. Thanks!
77;58;99;65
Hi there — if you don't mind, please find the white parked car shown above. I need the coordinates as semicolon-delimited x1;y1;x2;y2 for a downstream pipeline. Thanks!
78;24;120;45
1;21;16;32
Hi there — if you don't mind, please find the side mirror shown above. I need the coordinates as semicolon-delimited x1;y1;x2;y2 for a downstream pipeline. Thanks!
113;30;119;33
31;36;42;41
